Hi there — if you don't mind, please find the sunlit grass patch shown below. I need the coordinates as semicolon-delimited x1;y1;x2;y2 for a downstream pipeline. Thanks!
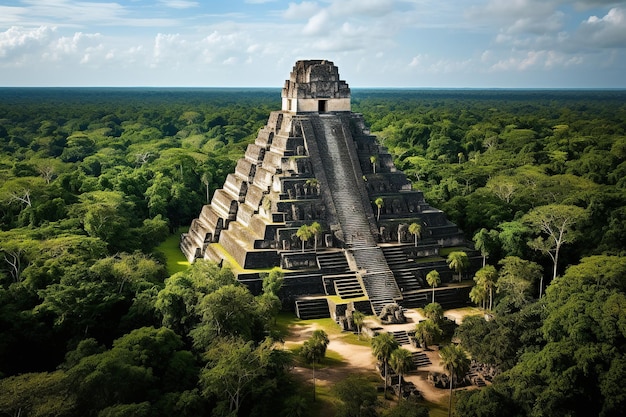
156;227;190;275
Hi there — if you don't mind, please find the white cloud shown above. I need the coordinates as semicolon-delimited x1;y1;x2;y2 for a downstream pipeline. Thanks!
577;7;626;48
0;26;54;62
487;49;584;72
303;9;332;35
158;0;199;9
282;2;319;20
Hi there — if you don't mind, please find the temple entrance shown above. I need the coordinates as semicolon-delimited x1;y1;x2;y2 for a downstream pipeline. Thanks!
318;99;328;112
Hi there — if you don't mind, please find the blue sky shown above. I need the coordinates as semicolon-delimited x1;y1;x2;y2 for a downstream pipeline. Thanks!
1;0;625;88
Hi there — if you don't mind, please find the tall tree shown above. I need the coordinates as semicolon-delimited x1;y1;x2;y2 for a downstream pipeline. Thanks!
440;344;470;417
309;221;323;251
352;310;366;340
333;374;379;417
496;256;542;308
375;197;384;221
523;204;587;296
200;337;276;415
473;265;498;311
408;222;422;247
473;228;499;267
296;224;313;252
414;319;442;350
389;348;413;403
371;332;399;394
370;154;379;174
426;270;441;303
447;251;469;282
300;330;329;402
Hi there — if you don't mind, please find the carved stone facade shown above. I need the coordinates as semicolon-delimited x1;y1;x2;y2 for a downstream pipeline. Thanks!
181;60;477;318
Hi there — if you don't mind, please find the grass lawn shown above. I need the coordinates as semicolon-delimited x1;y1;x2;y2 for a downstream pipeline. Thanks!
156;227;190;275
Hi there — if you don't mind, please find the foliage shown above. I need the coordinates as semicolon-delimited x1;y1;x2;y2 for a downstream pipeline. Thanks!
446;252;469;282
333;374;379;417
414;319;443;350
425;270;440;303
456;256;626;417
371;333;400;394
1;88;626;416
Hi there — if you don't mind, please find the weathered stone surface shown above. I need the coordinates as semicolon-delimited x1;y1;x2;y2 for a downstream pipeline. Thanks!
181;60;476;318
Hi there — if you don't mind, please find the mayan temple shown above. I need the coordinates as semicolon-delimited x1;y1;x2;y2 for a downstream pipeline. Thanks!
181;60;475;320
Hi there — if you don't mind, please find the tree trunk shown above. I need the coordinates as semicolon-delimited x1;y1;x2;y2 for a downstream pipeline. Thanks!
448;374;454;417
312;362;316;402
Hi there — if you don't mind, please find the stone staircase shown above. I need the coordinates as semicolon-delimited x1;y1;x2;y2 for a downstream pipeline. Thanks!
317;251;350;273
295;297;331;320
333;275;365;299
303;114;402;315
411;351;432;367
381;246;424;292
388;330;411;345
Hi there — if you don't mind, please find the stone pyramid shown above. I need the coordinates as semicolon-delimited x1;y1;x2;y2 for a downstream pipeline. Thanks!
181;60;471;318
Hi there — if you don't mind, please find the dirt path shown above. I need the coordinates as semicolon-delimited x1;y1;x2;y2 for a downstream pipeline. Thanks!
281;307;480;404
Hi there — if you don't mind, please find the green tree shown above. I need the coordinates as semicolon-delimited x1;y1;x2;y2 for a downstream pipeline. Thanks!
371;332;399;394
473;265;498;311
425;270;441;304
389;348;414;402
408;222;422;247
309;221;323;251
384;400;430;417
473;228;499;267
261;267;285;296
300;330;329;402
414;319;442;350
352;310;366;340
523;204;587;296
370;154;379;174
440;344;470;417
191;284;265;349
282;395;308;417
296;224;313;252
333;374;378;417
375;197;384;221
446;251;469;282
0;371;76;417
423;302;444;324
496;256;542;309
200;337;278;416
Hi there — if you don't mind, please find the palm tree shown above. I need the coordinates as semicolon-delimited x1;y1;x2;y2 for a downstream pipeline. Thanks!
370;154;379;173
371;333;399;394
296;224;313;252
408;222;422;247
200;171;212;203
309;221;322;251
469;284;487;310
414;319;442;350
426;270;441;303
389;348;413;402
352;310;365;340
473;228;497;268
440;344;470;417
474;265;498;310
300;330;329;402
375;197;384;221
423;302;444;324
283;395;307;417
446;251;469;282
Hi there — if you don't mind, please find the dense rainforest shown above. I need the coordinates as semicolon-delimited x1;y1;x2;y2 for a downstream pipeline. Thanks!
0;88;624;417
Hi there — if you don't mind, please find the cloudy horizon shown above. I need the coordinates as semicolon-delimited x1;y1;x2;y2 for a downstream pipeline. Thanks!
1;0;625;88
